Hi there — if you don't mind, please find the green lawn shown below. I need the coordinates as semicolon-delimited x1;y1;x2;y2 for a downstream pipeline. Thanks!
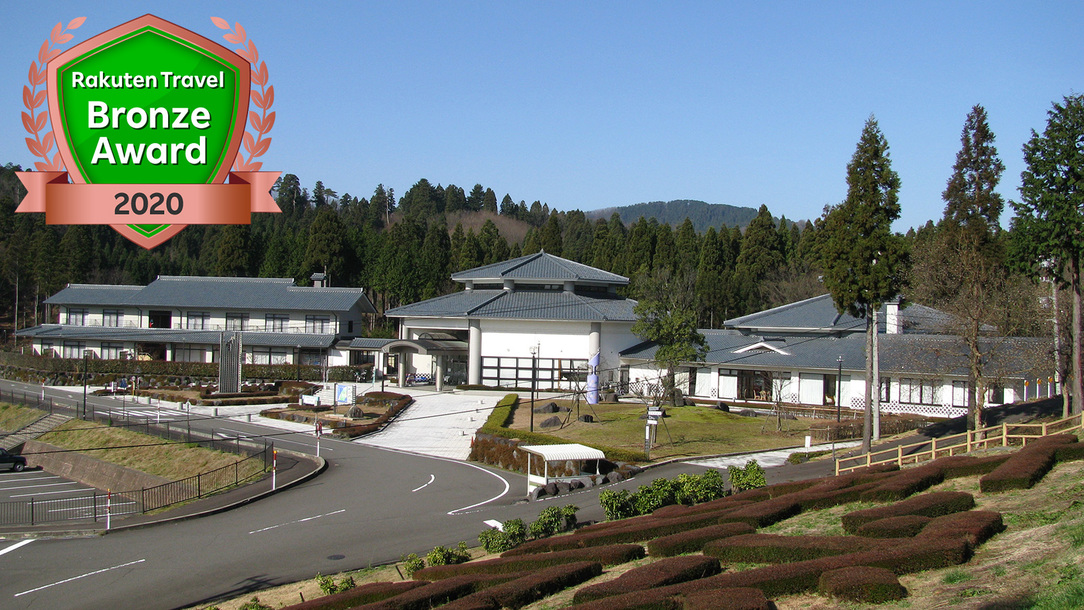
510;400;814;461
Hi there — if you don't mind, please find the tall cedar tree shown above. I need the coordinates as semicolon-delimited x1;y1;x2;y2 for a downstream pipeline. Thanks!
631;267;707;407
912;105;1026;430
1012;95;1084;414
820;116;903;453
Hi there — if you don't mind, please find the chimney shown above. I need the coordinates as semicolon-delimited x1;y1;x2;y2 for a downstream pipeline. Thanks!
310;272;327;288
885;299;901;334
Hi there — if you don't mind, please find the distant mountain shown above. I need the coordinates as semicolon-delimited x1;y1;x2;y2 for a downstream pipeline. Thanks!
586;200;763;232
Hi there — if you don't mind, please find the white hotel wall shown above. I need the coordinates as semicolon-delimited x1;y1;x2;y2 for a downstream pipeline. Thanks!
479;319;592;359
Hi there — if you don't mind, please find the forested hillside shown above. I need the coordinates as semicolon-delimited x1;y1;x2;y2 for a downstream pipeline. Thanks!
0;165;825;335
588;199;766;233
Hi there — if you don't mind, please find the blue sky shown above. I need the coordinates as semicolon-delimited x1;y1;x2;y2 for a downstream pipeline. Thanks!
4;1;1081;231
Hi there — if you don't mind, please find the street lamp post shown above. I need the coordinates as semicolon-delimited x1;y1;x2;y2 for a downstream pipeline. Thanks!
82;350;90;420
529;345;538;432
296;345;302;381
836;355;843;423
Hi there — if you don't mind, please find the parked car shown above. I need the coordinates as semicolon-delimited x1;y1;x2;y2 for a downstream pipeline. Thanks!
0;448;26;472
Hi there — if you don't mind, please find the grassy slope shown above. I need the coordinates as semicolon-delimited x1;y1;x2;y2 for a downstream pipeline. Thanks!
511;400;814;460
0;403;47;433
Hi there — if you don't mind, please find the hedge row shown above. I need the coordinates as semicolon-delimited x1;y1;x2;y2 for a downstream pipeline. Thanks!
718;497;802;528
415;544;644;579
979;434;1078;493
935;454;1012;479
842;491;975;534
703;533;887;564
441;561;602;610
351;574;513;610
574;536;968;609
505;509;738;554
279;580;429;610
858;463;945;502
573;555;721;604
682;588;772;610
818;566;906;604
652;499;754;519
918;510;1005;547
854;515;933;539
646;523;756;557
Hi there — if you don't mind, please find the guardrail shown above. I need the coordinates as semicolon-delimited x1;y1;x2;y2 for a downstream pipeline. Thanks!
835;412;1084;475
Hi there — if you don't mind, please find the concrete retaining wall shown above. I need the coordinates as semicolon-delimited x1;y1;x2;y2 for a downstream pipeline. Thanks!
22;440;171;493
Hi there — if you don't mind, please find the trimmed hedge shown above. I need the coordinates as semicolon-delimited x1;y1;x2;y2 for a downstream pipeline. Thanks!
573;555;720;604
416;544;644;579
652;499;753;519
854;515;932;539
443;561;603;610
352;574;511;610
918;510;1005;547
682;588;771;610
980;442;1063;493
859;463;945;502
647;523;756;557
842;491;975;534
703;533;886;564
818;566;906;603
718;497;802;528
278;581;429;610
934;454;1012;479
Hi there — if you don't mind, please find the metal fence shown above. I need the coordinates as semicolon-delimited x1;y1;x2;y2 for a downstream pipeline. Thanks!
0;384;273;526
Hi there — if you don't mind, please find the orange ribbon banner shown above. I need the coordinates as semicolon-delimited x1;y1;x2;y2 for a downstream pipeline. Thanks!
16;171;281;225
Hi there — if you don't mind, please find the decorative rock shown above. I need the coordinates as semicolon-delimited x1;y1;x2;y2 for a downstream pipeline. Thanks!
533;401;560;414
529;487;546;501
543;482;559;496
578;414;595;423
606;471;625;484
569;479;585;490
556;482;571;494
539;415;563;429
739;409;759;417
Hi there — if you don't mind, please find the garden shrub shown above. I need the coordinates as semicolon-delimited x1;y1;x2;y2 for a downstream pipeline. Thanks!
855;515;932;539
1054;442;1084;463
789;481;882;511
478;519;527;553
818;566;907;603
599;470;727;521
647;522;756;557
842;491;975;534
980;443;1061;493
728;460;766;491
703;533;886;564
635;477;679;514
763;479;820;498
718;497;802;528
279;581;429;610
681;587;771;610
573;555;720;603
674;470;727;504
352;574;510;610
600;489;639;521
571;589;681;610
528;504;579;539
934;454;1012;479
417;544;644;579
446;561;603;610
426;542;471;566
401;553;425;577
859;463;945;502
316;573;356;595
918;510;1005;547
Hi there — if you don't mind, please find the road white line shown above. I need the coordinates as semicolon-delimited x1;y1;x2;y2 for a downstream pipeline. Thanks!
446;462;511;515
10;488;96;498
0;481;79;492
248;509;346;535
0;539;33;557
483;519;503;530
0;475;61;483
411;474;436;492
14;559;145;597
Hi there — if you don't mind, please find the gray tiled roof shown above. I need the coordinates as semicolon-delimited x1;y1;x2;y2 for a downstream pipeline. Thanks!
348;338;396;350
386;289;638;322
15;325;336;348
46;276;376;314
621;330;1049;380
452;252;629;285
724;294;950;335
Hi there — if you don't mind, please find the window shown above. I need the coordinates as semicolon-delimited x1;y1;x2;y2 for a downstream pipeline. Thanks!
103;309;123;327
187;312;210;330
100;342;123;360
39;341;55;357
881;377;891;402
480;355;587;389
989;384;1005;405
226;313;249;331
305;315;330;333
252;347;289;365
66;308;87;326
265;314;289;332
173;346;206;363
900;378;942;405
62;341;86;359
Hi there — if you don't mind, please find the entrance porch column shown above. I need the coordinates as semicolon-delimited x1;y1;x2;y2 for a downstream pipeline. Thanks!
468;319;482;386
435;355;445;391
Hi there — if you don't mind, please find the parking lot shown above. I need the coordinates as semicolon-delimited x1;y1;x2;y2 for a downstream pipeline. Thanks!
0;467;96;503
0;467;140;525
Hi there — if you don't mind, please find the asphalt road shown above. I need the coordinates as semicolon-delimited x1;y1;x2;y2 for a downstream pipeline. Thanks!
0;379;548;609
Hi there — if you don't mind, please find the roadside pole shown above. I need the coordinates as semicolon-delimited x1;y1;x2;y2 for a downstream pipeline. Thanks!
272;450;278;490
106;489;111;530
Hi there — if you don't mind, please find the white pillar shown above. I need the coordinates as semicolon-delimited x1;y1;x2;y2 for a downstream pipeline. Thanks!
435;355;445;391
468;319;482;385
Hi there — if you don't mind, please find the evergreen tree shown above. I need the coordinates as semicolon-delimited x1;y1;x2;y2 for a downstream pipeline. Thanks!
444;184;467;213
499;194;517;216
734;205;784;311
214;225;252;277
1012;94;1084;413
632;267;707;407
675;218;699;273
653;223;676;273
305;207;348;281
482;188;498;214
820;116;904;452
540;214;563;255
467;184;486;211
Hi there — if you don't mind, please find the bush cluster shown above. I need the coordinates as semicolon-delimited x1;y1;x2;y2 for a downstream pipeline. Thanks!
728;460;766;492
979;434;1077;493
918;510;1005;547
279;581;428;610
442;561;603;610
528;504;579;538
316;574;356;595
598;470;727;521
478;519;527;554
647;522;756;557
426;542;471;567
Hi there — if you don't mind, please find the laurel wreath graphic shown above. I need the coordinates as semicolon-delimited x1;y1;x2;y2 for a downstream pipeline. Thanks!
211;17;274;172
23;17;85;172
